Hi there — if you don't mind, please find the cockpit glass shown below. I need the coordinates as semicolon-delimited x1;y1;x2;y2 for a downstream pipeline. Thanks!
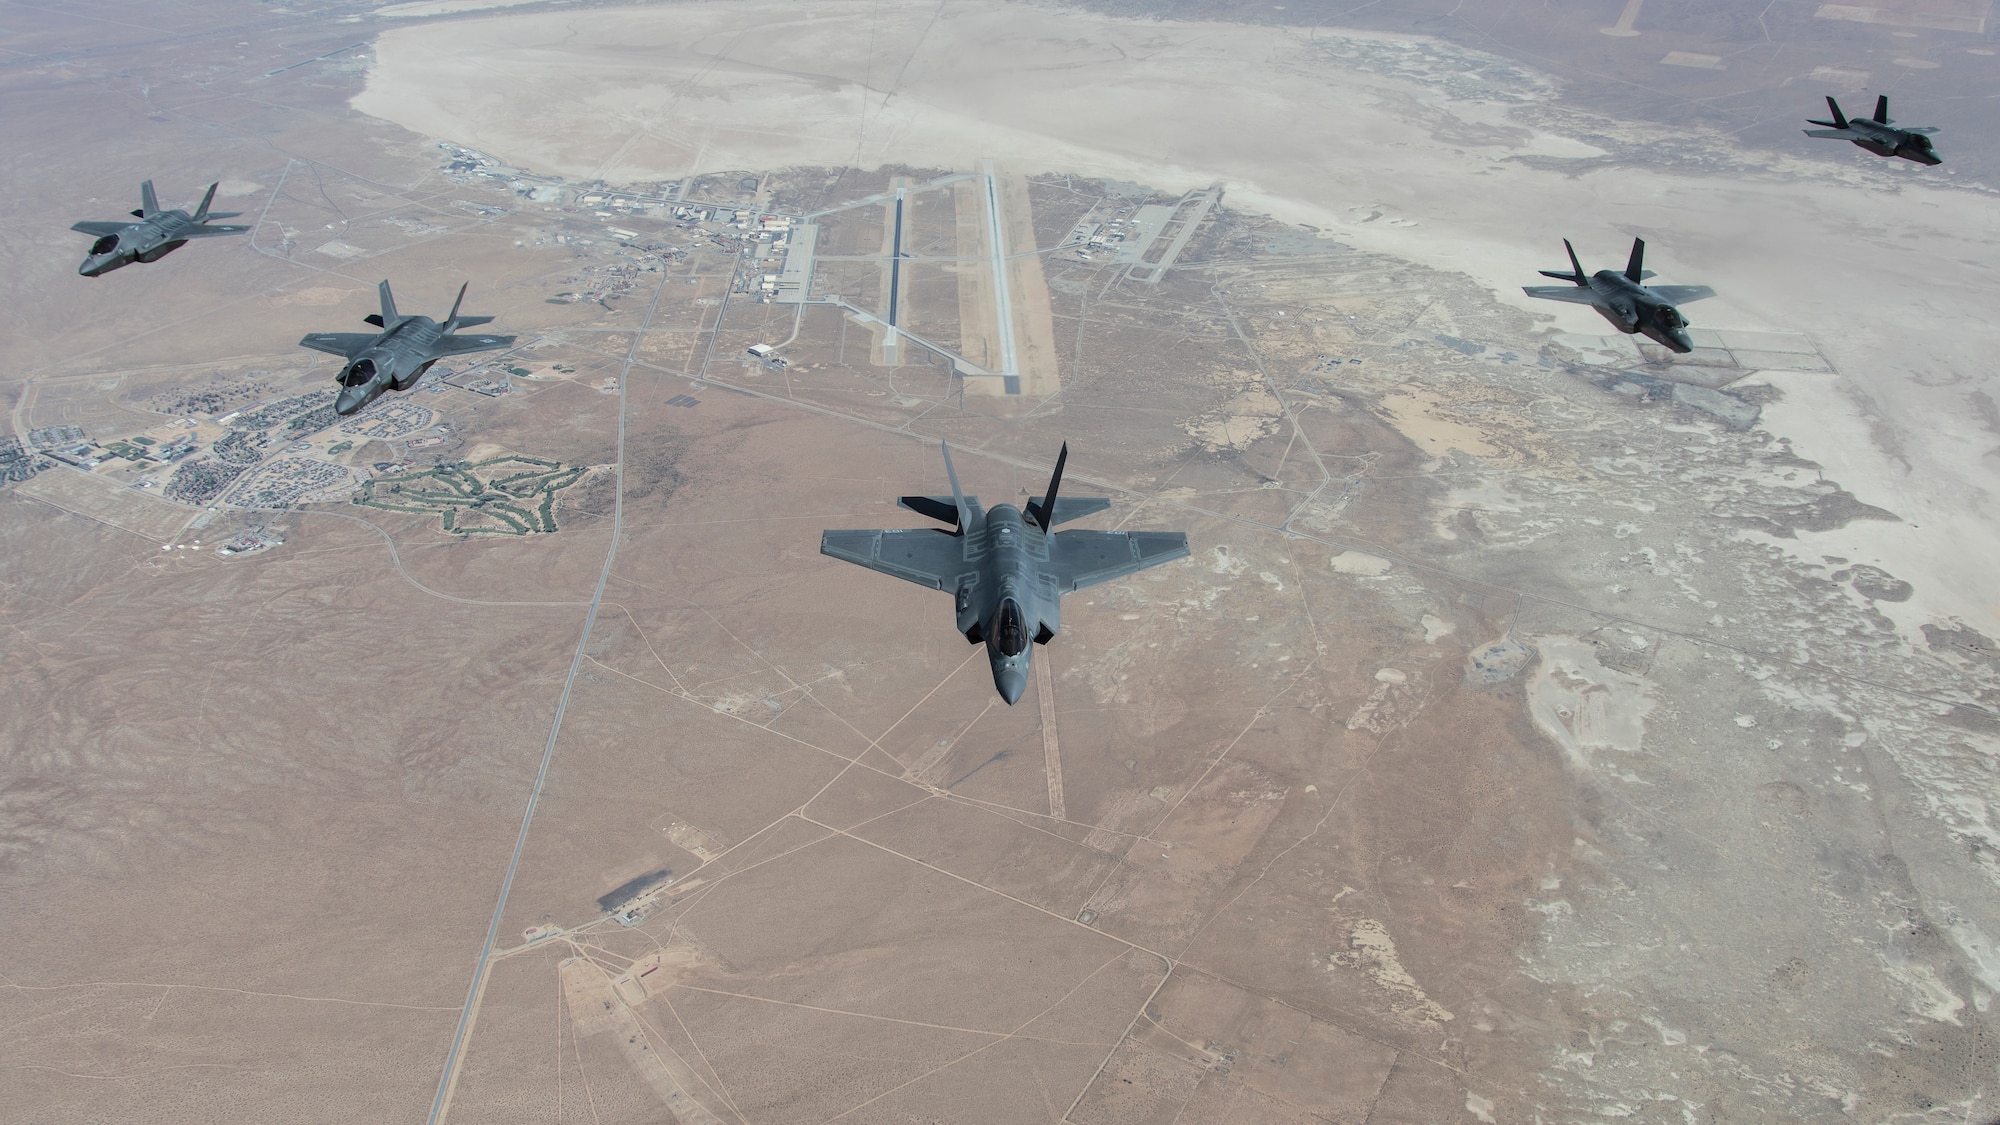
994;599;1029;657
341;359;377;388
90;235;118;255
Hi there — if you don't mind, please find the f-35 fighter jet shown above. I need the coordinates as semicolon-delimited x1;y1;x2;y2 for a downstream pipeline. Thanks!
821;443;1190;705
1805;96;1941;166
71;181;249;277
300;281;515;415
1523;238;1715;354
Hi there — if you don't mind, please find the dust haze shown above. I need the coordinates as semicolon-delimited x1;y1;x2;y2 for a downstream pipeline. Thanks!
4;1;2000;1122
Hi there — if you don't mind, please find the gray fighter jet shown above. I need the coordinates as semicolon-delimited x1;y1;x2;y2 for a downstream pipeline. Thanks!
72;181;250;277
1523;238;1715;354
299;281;515;415
821;443;1190;705
1805;96;1941;166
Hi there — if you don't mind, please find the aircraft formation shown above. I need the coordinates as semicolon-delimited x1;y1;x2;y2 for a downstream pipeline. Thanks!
1516;94;1945;351
64;92;1947;703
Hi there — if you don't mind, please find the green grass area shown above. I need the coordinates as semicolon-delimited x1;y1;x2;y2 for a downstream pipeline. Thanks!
352;455;589;536
131;436;156;446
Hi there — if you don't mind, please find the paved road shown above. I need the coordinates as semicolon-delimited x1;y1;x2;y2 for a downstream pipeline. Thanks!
425;265;677;1125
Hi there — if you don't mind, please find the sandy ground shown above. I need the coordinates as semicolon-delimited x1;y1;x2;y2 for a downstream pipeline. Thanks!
356;0;2000;635
7;1;1999;1119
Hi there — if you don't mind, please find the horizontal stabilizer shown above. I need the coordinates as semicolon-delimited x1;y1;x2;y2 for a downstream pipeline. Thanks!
363;314;386;327
1804;128;1855;139
1537;269;1584;282
1523;286;1602;305
201;211;245;221
1025;495;1112;526
450;314;496;329
898;495;962;528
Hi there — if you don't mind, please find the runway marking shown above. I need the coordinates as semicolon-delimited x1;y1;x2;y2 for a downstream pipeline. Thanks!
982;161;1020;386
1037;656;1066;821
264;42;365;76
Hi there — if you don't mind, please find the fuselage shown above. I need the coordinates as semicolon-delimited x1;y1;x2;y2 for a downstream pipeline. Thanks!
1586;270;1694;353
1846;121;1942;165
78;212;194;277
955;503;1058;705
335;318;443;415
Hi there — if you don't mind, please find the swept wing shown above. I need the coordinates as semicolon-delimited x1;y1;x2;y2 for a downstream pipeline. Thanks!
1646;285;1716;304
820;528;968;591
430;333;515;356
298;332;379;358
1049;530;1190;593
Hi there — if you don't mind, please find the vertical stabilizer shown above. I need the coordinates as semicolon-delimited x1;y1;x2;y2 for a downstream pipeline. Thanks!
1032;443;1068;532
1873;95;1891;124
139;180;159;217
378;280;400;325
1826;96;1850;130
443;281;468;332
193;183;218;222
1564;239;1587;284
941;442;972;535
1624;237;1646;283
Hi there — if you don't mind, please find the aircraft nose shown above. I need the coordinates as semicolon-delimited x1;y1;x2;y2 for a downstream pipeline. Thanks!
994;664;1028;706
335;387;366;415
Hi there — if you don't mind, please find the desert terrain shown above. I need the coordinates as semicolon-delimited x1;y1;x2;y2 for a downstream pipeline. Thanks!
2;1;1999;1123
